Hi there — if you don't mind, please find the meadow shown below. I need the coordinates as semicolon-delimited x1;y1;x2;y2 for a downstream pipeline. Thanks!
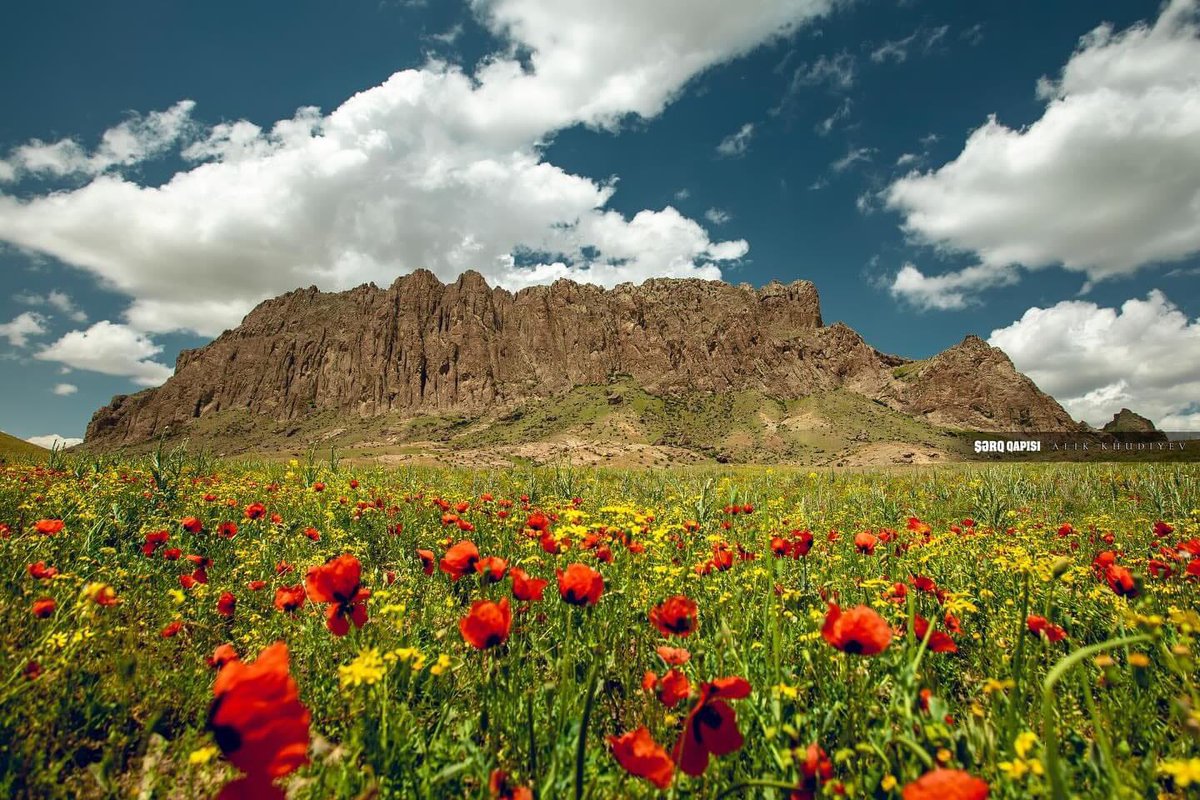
1;448;1198;799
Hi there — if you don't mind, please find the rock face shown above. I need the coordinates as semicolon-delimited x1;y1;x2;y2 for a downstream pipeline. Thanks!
85;271;1078;445
1102;408;1160;434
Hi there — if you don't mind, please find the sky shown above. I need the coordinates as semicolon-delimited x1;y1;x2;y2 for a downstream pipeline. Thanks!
1;0;1198;447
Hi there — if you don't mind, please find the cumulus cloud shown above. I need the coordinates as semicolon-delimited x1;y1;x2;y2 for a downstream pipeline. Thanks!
988;291;1200;430
35;321;174;387
0;1;838;338
0;101;195;181
716;122;756;157
26;434;83;449
0;311;47;347
52;383;78;396
15;290;88;322
890;262;1019;310
887;0;1200;293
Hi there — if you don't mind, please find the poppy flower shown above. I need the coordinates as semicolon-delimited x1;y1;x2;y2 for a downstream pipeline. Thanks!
1154;520;1174;537
163;547;182;560
440;540;480;581
35;519;64;535
912;616;957;653
244;502;267;520
161;620;183;638
901;768;989;800
656;645;691;666
510;568;549;602
218;521;239;539
28;561;58;580
526;511;550;532
274;584;306;613
488;769;534;800
649;595;699;638
770;536;792;557
303;527;320;541
609;727;675;789
791;743;834;800
207;642;310;789
248;580;267;591
821;603;892;656
90;584;120;606
1027;615;1067;642
209;643;240;669
142;530;169;556
476;556;509;584
32;597;56;618
217;591;237;617
792;529;814;556
1105;565;1139;599
305;554;371;636
416;548;436;575
854;531;878;555
459;597;512;650
675;676;752;777
556;564;604;606
643;668;690;708
23;661;42;681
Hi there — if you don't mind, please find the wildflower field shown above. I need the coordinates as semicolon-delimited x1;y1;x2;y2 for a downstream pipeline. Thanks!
2;451;1199;800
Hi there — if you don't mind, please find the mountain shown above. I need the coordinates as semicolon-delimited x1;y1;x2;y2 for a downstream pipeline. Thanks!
0;431;49;463
84;270;1078;465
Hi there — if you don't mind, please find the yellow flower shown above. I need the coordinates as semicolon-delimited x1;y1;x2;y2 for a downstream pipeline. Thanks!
188;746;219;765
1158;758;1200;788
338;648;386;689
430;653;452;676
1014;731;1038;759
881;775;897;791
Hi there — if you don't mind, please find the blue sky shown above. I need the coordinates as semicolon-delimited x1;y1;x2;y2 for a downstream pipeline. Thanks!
1;0;1198;444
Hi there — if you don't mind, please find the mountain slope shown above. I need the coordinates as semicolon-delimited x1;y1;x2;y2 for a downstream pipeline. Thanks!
84;271;1078;463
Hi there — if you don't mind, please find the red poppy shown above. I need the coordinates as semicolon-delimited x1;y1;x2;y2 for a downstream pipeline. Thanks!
770;536;791;557
854;531;878;554
305;554;371;636
35;519;64;535
488;769;534;800
28;561;58;580
217;591;237;617
821;603;892;656
217;521;238;538
440;540;480;581
459;597;512;650
901;769;989;800
161;620;183;638
244;502;267;520
656;645;691;666
181;516;203;533
142;530;170;556
791;743;834;800
649;595;699;638
476;556;509;584
247;580;267;591
1154;520;1174;537
163;547;182;560
208;643;240;669
32;597;56;618
792;529;814;556
510;568;549;602
416;548;436;575
675;676;752;777
91;584;120;606
526;511;550;532
1027;615;1067;642
643;668;690;708
208;642;310;793
274;584;306;613
24;661;42;681
1105;565;1139;598
556;564;604;606
912;616;957;653
609;728;675;790
303;527;320;541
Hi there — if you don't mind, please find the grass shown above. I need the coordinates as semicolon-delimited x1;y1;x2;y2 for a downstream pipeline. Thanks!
0;431;48;463
0;454;1198;798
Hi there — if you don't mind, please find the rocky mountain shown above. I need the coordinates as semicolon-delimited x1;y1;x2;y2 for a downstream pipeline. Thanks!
84;271;1078;464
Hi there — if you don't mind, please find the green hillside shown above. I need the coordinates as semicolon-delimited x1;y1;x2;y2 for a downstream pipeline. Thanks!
0;431;49;463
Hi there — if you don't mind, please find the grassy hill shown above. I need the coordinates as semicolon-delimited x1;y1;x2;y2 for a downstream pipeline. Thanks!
0;431;49;463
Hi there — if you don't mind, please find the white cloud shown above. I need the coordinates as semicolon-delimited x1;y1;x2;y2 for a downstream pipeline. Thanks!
52;383;78;396
26;434;83;449
815;97;851;136
12;289;87;321
791;51;856;90
0;311;47;347
704;207;731;224
870;25;949;64
673;188;691;201
989;290;1200;430
895;152;918;166
831;146;873;172
889;262;1019;310
35;321;174;387
0;1;840;338
0;101;195;181
716;122;756;157
887;0;1200;285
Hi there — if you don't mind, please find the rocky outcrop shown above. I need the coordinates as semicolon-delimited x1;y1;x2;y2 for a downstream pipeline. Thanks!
84;272;1077;445
1101;408;1168;441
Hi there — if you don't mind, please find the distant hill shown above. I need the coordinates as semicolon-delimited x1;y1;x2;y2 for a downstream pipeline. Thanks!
0;431;49;463
82;271;1080;466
